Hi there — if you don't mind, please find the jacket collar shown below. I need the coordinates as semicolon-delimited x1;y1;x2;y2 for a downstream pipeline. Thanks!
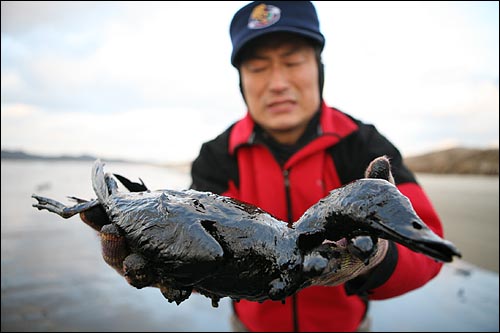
229;100;358;155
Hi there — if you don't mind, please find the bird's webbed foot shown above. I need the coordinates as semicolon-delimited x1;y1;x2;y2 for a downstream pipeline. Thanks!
31;194;99;218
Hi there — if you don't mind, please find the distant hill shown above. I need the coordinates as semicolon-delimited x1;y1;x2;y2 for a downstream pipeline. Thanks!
404;147;499;175
3;148;499;175
0;149;130;163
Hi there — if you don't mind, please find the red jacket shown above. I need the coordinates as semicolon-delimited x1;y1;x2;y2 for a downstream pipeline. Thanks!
191;102;444;331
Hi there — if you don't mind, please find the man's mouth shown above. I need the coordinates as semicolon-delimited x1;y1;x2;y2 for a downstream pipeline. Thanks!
267;100;296;113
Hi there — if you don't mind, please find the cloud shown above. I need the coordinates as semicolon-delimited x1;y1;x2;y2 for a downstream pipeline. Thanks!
1;102;242;163
361;80;498;156
2;2;247;113
1;1;119;35
1;1;498;162
1;70;24;92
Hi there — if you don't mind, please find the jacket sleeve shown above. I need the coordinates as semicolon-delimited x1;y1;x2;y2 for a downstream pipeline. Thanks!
345;183;444;299
366;183;444;299
190;126;240;198
336;119;444;298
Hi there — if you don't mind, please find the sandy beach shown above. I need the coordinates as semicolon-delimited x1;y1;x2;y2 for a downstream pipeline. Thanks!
1;160;498;331
415;172;499;273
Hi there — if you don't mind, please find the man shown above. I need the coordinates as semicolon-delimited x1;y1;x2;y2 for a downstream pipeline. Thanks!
81;1;445;331
189;1;444;331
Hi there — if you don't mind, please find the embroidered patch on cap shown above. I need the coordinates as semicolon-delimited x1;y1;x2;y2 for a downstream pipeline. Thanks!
248;3;281;29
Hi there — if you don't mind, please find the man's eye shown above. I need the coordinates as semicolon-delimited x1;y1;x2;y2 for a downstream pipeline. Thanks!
286;60;304;67
247;64;267;73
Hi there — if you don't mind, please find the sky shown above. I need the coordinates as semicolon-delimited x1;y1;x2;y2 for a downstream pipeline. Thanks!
2;1;499;164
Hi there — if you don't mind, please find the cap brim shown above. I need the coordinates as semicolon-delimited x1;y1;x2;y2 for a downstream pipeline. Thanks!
231;26;325;66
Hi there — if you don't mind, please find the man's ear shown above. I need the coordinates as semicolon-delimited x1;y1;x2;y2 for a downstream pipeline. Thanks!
364;155;395;185
238;69;247;104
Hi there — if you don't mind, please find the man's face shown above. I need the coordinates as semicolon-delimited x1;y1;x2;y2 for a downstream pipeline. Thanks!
240;36;320;144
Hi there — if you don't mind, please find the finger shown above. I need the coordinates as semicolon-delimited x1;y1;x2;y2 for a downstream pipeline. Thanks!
100;224;129;275
347;235;378;264
309;238;389;287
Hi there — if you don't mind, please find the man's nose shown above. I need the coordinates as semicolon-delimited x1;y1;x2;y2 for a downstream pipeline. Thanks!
268;65;289;93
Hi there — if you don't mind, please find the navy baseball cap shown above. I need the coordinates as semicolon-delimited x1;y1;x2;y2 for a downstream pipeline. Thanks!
230;1;325;67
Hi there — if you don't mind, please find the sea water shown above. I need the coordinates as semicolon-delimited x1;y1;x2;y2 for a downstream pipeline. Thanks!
1;160;498;331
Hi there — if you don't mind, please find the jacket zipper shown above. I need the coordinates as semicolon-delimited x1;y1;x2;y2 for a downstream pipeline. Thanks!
283;169;299;332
